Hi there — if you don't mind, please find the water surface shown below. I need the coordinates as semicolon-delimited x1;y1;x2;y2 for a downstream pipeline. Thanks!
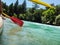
0;18;60;45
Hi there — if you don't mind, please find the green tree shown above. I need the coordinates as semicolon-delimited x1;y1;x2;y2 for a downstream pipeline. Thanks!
2;2;8;14
22;0;26;14
42;8;56;25
33;3;39;9
33;9;44;23
18;5;22;14
55;5;60;15
14;0;19;18
8;3;14;16
55;14;60;26
25;10;32;21
28;8;34;14
28;3;39;14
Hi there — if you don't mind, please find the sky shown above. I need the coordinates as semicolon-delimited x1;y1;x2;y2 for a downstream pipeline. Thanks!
2;0;60;8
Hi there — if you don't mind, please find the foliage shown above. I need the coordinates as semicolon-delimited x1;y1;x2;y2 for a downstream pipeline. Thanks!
8;3;14;16
55;5;60;15
42;8;56;24
2;0;60;26
22;0;26;13
2;2;8;14
14;0;18;14
55;14;60;26
33;9;42;23
14;13;17;18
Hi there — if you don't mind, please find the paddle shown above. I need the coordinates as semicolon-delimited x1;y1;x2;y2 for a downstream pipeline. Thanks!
29;0;54;8
2;12;24;27
0;0;23;27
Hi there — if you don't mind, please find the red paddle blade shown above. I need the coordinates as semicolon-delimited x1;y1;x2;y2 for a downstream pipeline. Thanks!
10;16;24;27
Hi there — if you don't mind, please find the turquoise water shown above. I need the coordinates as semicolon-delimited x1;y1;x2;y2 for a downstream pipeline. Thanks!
0;18;60;45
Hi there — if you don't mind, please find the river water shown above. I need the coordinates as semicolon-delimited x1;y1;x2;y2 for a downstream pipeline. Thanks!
0;18;60;45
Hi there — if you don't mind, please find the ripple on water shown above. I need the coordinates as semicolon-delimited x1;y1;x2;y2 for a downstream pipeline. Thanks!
1;19;60;45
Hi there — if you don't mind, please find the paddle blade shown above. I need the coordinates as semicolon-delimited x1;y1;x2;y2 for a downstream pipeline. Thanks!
10;16;24;27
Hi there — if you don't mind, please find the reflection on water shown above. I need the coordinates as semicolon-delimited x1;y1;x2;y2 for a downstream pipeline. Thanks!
0;18;60;45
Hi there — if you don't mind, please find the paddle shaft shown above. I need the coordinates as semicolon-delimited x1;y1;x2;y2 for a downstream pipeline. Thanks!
1;0;24;27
